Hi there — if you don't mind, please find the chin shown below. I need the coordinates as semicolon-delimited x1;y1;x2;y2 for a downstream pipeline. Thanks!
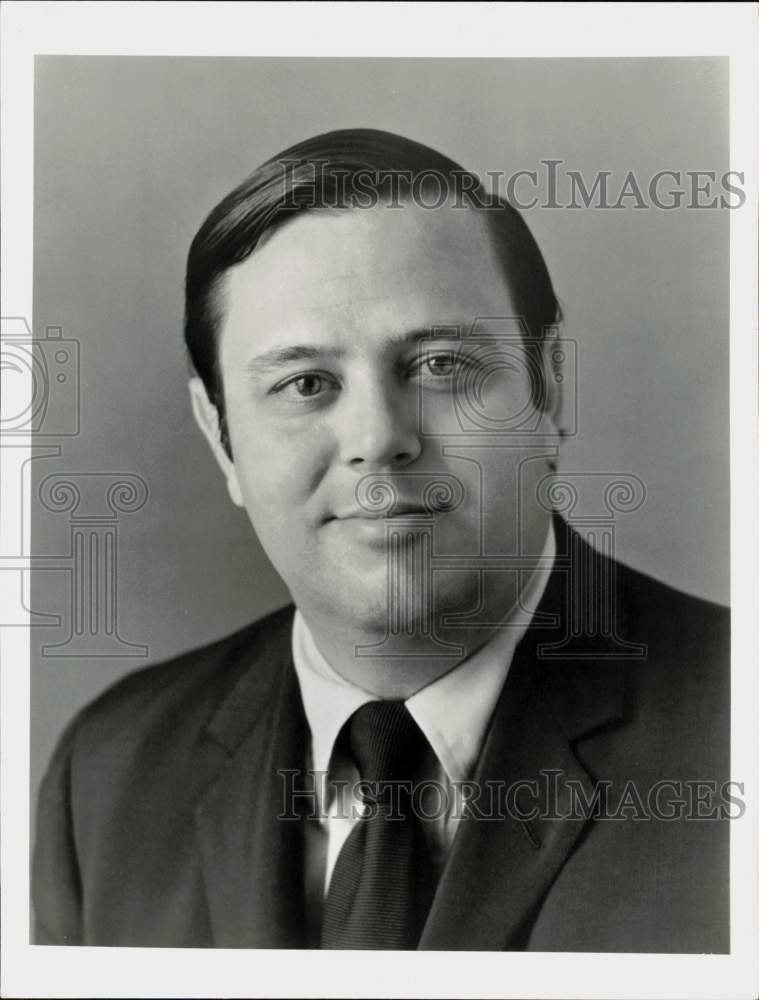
330;572;477;638
339;589;395;634
311;580;414;637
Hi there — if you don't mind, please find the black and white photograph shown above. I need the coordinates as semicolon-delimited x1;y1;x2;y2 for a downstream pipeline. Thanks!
1;3;757;999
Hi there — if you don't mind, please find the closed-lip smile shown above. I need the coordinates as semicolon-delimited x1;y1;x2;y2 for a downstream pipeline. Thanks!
327;504;431;522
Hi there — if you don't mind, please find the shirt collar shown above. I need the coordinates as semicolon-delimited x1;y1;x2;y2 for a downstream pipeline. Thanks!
292;519;556;784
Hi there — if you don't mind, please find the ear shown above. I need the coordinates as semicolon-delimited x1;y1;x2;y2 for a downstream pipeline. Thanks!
188;377;244;508
538;327;563;435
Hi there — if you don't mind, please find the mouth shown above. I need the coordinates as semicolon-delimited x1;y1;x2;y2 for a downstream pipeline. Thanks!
325;504;431;523
323;510;433;549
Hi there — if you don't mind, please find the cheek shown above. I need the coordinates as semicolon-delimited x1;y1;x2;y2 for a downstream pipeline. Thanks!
479;371;535;428
461;444;552;540
229;414;333;512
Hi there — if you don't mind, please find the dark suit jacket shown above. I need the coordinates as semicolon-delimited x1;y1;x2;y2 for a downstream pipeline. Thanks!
33;519;730;951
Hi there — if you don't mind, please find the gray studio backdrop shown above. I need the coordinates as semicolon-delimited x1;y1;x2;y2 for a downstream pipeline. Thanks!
30;57;729;822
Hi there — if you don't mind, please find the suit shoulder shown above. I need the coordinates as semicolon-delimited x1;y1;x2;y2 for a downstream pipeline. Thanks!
611;558;729;725
546;540;730;723
559;519;728;638
615;557;729;640
61;603;295;756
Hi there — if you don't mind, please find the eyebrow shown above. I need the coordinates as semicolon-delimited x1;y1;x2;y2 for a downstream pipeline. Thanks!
244;345;332;376
243;326;470;376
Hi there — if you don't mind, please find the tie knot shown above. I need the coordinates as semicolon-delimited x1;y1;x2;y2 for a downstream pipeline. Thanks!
347;701;426;785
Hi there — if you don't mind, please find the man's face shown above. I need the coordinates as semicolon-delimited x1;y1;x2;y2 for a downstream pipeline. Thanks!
195;201;557;642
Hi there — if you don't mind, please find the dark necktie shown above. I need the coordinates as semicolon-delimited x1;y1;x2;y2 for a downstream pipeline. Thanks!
320;700;436;950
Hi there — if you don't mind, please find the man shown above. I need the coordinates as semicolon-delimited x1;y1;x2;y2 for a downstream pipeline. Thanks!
33;128;730;951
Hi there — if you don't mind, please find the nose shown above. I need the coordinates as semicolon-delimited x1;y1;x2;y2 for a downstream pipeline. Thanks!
335;378;422;469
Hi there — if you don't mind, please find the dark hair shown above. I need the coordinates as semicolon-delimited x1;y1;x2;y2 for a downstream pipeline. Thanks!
184;128;559;452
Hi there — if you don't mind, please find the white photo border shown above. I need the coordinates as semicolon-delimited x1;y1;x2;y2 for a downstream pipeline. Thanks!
1;3;757;998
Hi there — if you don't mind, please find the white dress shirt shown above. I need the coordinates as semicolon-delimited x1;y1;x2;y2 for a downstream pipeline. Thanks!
291;520;555;934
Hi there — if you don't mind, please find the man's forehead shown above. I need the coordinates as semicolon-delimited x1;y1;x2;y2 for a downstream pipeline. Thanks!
254;198;500;270
218;201;514;352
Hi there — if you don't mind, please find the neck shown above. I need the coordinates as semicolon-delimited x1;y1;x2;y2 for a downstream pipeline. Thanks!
298;616;499;699
295;513;555;698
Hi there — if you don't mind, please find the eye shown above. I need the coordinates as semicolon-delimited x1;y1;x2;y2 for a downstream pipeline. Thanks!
424;352;457;376
291;374;325;397
411;349;473;383
271;370;339;401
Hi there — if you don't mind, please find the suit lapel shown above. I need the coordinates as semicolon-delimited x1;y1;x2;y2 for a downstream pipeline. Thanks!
420;522;633;950
190;522;633;951
193;611;310;948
